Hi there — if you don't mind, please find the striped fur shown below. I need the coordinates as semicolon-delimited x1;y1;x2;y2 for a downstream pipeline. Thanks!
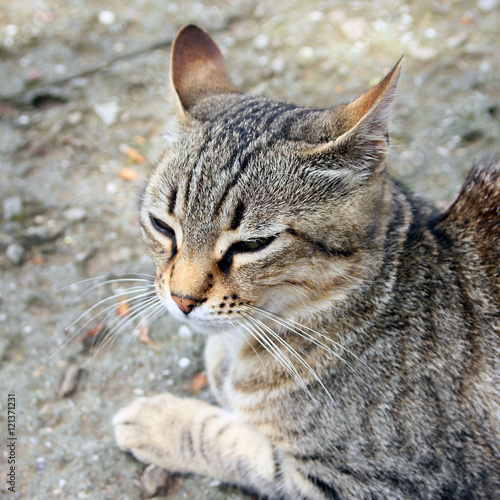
114;26;500;499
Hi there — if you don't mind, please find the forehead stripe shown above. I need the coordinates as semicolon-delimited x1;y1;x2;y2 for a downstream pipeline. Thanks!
230;200;246;230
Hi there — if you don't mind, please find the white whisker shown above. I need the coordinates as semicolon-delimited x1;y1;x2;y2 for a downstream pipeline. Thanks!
251;305;378;381
251;307;373;389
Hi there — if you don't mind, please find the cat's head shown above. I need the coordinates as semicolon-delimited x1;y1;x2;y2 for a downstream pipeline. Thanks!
141;25;402;333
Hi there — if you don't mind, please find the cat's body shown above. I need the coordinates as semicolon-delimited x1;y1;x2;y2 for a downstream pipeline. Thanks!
113;26;500;499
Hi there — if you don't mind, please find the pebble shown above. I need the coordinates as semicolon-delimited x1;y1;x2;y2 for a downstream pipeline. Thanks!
58;364;84;398
18;115;30;126
63;207;87;222
178;325;193;339
5;24;18;36
93;100;119;126
140;464;176;497
271;56;286;74
67;110;83;125
178;357;191;369
106;183;118;194
6;243;25;265
477;0;499;12
0;126;25;154
22;224;63;246
340;17;367;41
410;46;438;62
98;10;116;25
253;33;270;50
3;196;23;220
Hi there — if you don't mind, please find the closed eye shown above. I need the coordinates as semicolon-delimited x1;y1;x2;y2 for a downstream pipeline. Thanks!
150;215;175;239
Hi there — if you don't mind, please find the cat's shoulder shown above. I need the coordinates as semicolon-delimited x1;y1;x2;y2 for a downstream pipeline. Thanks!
438;158;500;235
434;158;500;290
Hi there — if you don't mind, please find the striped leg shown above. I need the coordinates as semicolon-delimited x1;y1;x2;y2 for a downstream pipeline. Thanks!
113;393;281;496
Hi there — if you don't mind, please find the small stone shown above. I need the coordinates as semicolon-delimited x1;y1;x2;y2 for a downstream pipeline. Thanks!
178;357;191;369
98;10;116;25
6;244;25;265
25;69;42;81
63;207;87;222
297;46;314;63
140;464;177;497
18;115;30;126
178;325;193;339
411;46;438;62
22;224;63;246
477;0;498;12
58;364;84;398
253;33;270;50
67;110;83;125
3;196;23;220
271;56;286;74
6;25;18;36
106;183;117;194
93;100;119;126
309;11;324;22
340;17;367;41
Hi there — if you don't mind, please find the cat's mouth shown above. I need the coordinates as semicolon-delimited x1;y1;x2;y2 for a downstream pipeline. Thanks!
158;292;248;334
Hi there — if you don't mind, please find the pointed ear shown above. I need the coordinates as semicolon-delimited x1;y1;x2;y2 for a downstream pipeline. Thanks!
170;25;241;115
305;57;403;169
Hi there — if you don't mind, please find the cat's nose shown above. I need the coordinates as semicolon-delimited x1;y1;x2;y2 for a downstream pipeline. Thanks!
171;294;199;315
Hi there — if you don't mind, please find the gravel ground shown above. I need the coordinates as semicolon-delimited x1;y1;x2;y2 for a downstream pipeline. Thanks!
0;1;499;498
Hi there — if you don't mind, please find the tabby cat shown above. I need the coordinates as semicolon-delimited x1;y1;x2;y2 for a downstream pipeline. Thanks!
113;25;500;499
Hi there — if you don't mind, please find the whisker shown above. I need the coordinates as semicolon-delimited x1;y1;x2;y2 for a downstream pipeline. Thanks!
114;296;167;355
83;296;161;362
80;277;155;296
48;289;156;362
246;314;333;403
57;273;156;293
237;315;304;392
232;317;265;368
251;305;378;380
64;287;154;336
251;307;372;389
245;314;347;428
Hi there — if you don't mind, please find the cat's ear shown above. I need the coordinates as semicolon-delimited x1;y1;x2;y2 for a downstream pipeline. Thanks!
306;57;403;170
170;25;241;117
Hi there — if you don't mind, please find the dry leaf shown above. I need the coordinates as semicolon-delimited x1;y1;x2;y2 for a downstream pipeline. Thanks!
117;299;130;317
459;16;475;25
123;145;147;164
118;167;139;181
133;135;146;145
190;373;208;394
80;323;110;351
80;323;104;342
33;255;44;265
138;324;153;344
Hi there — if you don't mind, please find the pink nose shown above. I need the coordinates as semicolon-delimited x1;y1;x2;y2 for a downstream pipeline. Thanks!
171;295;199;314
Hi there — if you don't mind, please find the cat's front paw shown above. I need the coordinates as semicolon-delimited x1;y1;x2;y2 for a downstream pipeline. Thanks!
113;393;182;470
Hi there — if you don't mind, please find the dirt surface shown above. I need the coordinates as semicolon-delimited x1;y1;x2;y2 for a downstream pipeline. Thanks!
0;1;499;498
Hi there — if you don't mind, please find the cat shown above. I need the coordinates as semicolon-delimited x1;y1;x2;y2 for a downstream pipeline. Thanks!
113;25;500;499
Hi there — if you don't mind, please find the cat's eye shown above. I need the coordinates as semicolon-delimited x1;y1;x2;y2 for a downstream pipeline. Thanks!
232;236;275;253
219;236;276;275
150;215;175;239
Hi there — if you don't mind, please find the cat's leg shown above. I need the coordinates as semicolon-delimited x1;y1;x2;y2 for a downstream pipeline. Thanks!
113;393;282;497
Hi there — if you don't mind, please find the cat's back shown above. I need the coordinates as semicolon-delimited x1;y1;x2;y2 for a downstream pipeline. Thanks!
435;158;500;303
